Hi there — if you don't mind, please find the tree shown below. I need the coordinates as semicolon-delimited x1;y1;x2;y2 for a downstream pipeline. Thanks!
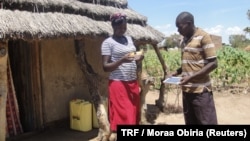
229;34;247;48
164;33;182;48
229;10;250;48
247;9;250;22
243;10;250;34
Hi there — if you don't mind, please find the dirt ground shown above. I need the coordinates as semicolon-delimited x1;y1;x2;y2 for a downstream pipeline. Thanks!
145;88;250;125
7;88;250;141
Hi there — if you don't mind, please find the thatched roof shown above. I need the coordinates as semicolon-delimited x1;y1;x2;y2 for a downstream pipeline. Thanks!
0;0;165;44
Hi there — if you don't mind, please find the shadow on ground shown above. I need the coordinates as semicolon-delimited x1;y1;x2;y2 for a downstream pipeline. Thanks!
6;124;99;141
6;102;183;141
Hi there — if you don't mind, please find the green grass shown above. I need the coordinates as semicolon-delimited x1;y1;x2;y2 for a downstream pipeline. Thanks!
142;47;250;91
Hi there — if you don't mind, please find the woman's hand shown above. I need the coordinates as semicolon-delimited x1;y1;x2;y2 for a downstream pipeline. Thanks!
134;54;144;61
131;49;144;62
122;53;135;62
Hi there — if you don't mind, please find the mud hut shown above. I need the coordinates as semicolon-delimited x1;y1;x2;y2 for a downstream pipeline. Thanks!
0;0;165;140
210;34;222;50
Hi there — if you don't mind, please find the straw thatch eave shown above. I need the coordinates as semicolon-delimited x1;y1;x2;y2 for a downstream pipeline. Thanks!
0;9;165;44
78;0;128;8
5;0;128;8
3;0;147;26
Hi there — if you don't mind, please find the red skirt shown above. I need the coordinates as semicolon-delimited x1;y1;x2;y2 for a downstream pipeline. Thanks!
108;80;140;131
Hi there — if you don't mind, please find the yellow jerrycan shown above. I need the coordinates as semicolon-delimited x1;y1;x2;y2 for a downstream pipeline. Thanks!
70;99;92;132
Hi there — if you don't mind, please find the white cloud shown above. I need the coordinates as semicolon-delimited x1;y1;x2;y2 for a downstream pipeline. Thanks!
204;25;246;44
226;26;244;35
154;24;246;44
155;24;171;31
154;24;177;37
204;25;224;36
204;25;228;43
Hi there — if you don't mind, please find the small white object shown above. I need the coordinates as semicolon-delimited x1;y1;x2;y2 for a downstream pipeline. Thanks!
163;77;181;85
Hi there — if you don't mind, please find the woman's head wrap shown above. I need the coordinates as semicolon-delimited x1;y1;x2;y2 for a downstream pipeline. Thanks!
110;13;127;26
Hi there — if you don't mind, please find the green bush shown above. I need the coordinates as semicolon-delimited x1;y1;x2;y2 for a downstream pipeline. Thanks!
142;47;250;90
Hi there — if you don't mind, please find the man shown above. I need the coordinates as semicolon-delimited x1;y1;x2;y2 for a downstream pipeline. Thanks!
172;11;218;124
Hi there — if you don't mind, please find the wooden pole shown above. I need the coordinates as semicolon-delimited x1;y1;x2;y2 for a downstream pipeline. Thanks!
151;45;168;111
0;41;8;141
74;40;110;141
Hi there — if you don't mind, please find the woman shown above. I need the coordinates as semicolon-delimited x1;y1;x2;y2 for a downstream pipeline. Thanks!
101;13;144;139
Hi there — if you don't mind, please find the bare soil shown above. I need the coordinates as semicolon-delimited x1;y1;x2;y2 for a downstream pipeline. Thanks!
8;88;250;141
146;88;250;125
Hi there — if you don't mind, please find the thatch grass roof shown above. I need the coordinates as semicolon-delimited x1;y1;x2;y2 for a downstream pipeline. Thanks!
4;0;147;24
0;0;165;44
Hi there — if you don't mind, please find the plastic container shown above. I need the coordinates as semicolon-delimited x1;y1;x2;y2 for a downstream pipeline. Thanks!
69;99;92;132
92;105;99;128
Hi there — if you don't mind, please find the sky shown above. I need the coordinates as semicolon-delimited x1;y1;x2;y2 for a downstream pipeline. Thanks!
127;0;249;44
